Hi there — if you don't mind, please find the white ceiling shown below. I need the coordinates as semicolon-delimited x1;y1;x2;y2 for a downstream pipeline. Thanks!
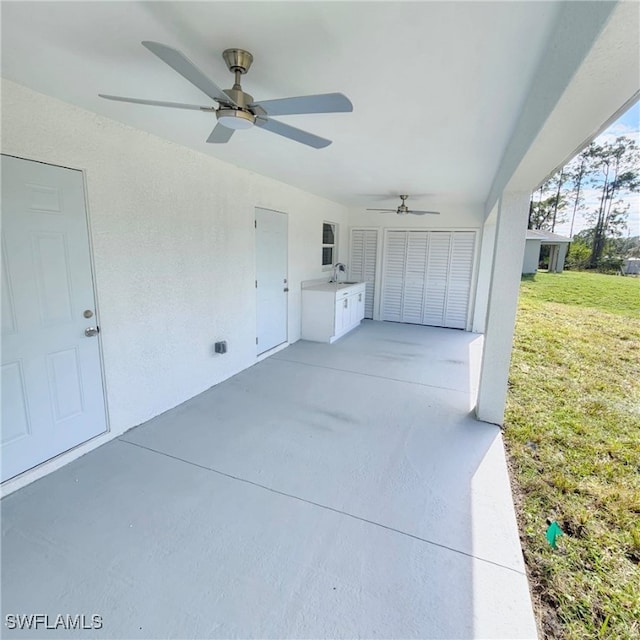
1;1;563;209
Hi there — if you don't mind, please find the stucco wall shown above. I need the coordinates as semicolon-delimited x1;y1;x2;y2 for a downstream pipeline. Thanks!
1;79;349;436
522;239;542;274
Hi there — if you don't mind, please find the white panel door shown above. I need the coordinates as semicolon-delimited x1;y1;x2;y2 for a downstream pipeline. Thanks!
349;229;378;319
255;208;288;355
1;155;107;482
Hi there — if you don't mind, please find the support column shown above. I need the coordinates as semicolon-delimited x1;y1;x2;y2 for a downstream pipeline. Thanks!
472;210;497;333
476;192;530;425
548;245;559;272
556;243;568;273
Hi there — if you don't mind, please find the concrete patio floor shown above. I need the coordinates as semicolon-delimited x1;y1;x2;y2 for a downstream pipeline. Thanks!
2;321;537;639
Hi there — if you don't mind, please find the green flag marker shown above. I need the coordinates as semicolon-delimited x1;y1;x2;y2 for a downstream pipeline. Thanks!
546;521;563;549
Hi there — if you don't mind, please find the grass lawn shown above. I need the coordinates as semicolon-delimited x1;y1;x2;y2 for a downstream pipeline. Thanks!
504;271;640;640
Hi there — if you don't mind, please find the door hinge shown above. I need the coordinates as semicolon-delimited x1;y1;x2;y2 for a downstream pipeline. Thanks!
254;220;257;228
255;280;258;288
256;337;258;345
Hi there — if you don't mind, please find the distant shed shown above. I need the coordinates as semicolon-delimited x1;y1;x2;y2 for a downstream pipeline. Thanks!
522;229;572;274
623;258;640;275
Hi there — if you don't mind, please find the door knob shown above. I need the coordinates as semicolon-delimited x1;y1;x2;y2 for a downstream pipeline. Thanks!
84;327;99;337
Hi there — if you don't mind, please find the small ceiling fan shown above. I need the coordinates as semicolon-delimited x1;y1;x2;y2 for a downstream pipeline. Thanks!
367;195;440;216
99;41;353;148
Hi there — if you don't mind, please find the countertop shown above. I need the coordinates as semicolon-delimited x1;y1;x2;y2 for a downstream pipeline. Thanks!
302;281;365;292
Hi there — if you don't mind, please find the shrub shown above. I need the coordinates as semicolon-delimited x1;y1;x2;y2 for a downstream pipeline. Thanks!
596;255;624;274
566;241;591;270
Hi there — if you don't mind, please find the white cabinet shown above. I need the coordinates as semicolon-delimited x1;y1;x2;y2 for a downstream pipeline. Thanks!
302;282;366;343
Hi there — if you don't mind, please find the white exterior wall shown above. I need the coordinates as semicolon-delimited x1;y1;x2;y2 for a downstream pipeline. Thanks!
522;239;542;274
1;79;349;439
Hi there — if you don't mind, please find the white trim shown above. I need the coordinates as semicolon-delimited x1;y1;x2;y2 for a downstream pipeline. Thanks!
255;340;290;363
0;424;114;498
255;206;289;356
81;167;112;437
321;220;338;270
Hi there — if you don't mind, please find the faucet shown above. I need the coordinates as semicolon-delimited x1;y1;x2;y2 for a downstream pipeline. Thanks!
331;263;347;283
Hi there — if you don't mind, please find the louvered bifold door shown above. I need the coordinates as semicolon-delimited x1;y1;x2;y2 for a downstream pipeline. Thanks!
444;231;475;329
381;231;407;321
402;232;428;323
423;232;451;327
349;229;378;319
382;230;475;329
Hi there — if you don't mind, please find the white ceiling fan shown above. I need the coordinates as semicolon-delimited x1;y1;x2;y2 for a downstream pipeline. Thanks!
367;195;440;216
99;42;353;149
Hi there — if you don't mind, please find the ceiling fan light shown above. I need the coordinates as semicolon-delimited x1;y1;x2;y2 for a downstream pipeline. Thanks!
216;108;255;130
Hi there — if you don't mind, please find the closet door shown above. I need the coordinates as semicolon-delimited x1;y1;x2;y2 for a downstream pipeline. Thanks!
349;229;378;319
381;230;475;329
402;231;428;324
380;231;406;321
423;232;451;327
444;231;475;329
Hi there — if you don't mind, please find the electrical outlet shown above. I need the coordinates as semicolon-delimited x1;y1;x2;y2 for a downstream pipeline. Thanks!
214;341;227;354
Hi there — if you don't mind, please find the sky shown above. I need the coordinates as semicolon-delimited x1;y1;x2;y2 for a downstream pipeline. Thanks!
553;101;640;238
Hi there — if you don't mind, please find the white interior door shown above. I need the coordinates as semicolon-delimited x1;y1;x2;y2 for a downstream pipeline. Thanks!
381;230;475;329
255;207;288;355
349;229;378;319
1;155;107;482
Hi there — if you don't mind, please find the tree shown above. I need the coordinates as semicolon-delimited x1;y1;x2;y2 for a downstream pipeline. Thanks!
565;238;591;270
584;137;640;267
529;195;568;230
614;235;640;258
564;149;592;237
528;135;638;267
528;175;568;231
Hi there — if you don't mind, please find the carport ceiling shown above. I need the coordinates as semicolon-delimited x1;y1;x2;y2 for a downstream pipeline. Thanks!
1;1;562;208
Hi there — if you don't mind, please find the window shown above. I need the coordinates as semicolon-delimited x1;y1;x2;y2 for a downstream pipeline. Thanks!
322;222;337;268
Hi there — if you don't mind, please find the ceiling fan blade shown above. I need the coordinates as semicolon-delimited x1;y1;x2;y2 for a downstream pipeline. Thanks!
99;94;213;111
141;41;236;106
255;117;331;149
408;210;441;215
206;124;234;144
366;208;397;212
251;93;353;116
